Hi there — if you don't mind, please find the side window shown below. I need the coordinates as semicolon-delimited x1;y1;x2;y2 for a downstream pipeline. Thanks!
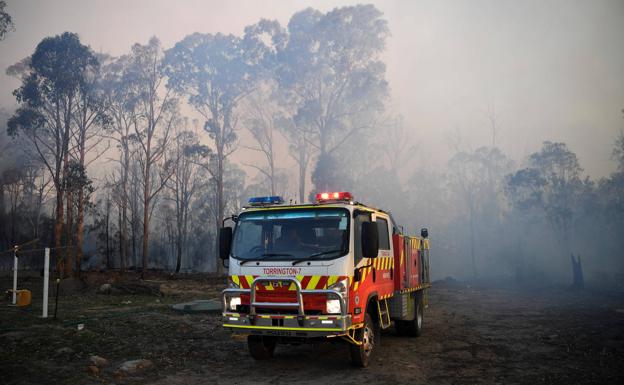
376;217;390;250
354;212;371;265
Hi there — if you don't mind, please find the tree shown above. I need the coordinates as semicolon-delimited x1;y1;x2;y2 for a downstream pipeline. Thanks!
505;142;587;265
71;51;109;275
165;24;276;270
126;37;177;277
449;147;512;277
242;83;282;195
0;1;14;41
612;126;624;172
275;112;313;203
166;122;203;273
8;32;99;276
596;126;624;260
277;5;389;193
101;54;140;272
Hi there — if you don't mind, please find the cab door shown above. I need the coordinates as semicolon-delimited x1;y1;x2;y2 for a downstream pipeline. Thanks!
371;213;394;294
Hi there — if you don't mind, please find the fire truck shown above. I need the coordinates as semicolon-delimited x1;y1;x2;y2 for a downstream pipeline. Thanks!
219;192;430;367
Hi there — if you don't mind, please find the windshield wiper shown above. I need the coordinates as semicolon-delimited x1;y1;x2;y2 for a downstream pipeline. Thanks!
292;249;343;266
239;252;294;266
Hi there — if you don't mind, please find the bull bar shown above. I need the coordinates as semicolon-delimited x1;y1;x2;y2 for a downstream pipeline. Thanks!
222;277;350;336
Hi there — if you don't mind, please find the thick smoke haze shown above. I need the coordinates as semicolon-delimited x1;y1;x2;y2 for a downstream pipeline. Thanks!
0;1;622;286
1;0;623;176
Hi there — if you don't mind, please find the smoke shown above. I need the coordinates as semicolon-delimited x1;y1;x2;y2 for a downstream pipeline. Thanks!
0;1;622;285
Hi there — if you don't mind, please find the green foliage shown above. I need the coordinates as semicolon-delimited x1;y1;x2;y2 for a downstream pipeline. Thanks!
278;5;389;193
505;141;587;249
310;152;353;196
0;0;14;40
28;32;98;99
613;128;624;172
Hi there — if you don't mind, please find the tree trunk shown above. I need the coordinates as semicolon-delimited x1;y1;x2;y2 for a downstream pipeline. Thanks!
142;180;150;278
216;137;224;275
120;202;127;272
65;191;74;277
469;200;477;279
75;140;88;277
75;188;84;276
0;184;4;250
54;185;64;274
141;140;151;279
175;229;182;273
105;198;110;269
120;147;129;273
299;158;306;204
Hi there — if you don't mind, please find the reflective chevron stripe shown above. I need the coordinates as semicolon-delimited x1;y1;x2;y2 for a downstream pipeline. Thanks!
230;275;347;291
371;256;394;271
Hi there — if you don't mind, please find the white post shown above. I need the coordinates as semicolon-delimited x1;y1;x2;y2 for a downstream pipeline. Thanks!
42;248;50;318
12;246;18;305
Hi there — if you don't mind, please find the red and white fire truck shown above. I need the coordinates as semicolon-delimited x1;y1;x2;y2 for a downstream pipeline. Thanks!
219;192;430;367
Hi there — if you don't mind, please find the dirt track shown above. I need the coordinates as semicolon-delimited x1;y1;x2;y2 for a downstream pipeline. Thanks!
1;276;623;384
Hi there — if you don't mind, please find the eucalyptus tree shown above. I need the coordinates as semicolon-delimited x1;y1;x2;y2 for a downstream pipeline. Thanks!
596;129;624;261
165;121;204;273
8;32;99;276
277;5;389;193
71;53;110;274
126;37;178;277
506;142;588;265
165;21;282;267
241;82;283;196
0;1;14;41
449;147;512;277
613;127;624;172
101;54;140;272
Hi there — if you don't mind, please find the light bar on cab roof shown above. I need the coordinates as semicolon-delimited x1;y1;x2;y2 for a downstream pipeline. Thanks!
315;191;354;203
248;196;284;206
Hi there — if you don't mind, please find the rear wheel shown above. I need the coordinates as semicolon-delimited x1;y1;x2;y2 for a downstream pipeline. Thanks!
248;335;277;360
395;293;424;337
350;313;376;367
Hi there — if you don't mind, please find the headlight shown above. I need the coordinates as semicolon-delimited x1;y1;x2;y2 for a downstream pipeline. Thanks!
326;299;341;314
228;296;241;311
326;278;348;314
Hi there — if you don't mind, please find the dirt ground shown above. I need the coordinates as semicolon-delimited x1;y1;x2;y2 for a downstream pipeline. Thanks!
1;273;623;385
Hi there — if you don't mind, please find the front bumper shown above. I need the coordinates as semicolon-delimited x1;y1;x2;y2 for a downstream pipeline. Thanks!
222;276;350;338
222;313;351;337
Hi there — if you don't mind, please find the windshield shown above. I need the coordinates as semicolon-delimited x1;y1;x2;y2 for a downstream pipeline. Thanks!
231;208;350;262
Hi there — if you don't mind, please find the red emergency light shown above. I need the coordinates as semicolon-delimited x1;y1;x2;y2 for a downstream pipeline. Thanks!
315;191;354;203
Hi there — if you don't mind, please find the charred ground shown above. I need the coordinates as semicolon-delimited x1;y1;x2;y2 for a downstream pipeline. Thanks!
1;274;622;385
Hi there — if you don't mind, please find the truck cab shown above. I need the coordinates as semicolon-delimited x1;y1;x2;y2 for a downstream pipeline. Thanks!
219;192;430;367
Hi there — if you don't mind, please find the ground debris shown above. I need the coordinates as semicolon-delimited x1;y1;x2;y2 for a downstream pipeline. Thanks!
55;347;75;355
89;355;109;367
115;359;154;376
86;365;100;376
98;281;162;296
2;274;623;385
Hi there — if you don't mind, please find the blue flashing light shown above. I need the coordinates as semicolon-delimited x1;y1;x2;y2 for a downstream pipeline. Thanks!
248;196;284;206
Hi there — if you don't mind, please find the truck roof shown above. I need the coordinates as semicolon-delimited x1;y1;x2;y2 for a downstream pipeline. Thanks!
240;200;404;235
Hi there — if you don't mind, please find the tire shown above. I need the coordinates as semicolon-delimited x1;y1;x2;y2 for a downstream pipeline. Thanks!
248;335;277;360
395;293;424;337
350;313;376;367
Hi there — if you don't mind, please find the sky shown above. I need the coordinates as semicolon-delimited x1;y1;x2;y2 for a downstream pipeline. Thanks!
1;0;623;178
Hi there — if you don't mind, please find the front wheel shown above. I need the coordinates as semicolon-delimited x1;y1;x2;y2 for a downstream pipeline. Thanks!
350;313;376;367
248;335;277;360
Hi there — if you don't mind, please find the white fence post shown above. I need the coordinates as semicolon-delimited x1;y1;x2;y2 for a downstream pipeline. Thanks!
12;246;18;305
42;248;50;318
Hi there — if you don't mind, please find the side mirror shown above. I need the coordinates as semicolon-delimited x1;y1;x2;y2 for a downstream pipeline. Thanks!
361;222;379;259
421;228;429;239
219;227;233;260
